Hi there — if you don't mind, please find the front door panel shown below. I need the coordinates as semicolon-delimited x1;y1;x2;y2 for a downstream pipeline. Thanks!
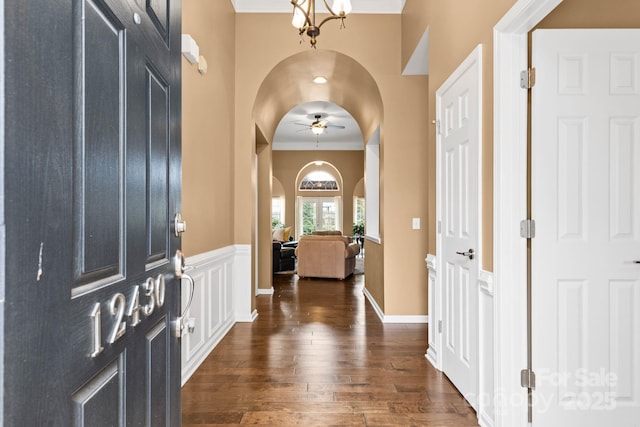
3;0;182;424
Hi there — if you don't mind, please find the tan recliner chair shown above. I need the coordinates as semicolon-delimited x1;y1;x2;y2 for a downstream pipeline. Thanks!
295;234;361;279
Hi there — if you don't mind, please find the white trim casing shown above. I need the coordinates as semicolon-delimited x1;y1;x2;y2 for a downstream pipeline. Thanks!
493;1;563;426
365;129;381;242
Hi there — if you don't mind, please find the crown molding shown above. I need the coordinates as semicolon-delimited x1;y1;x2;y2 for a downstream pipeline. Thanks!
231;0;406;14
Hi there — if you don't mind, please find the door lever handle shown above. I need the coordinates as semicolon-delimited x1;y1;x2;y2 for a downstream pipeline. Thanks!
634;261;640;264
456;248;475;260
173;250;196;338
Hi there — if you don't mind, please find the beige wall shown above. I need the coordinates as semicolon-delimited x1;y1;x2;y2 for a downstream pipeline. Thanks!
181;0;235;255
401;0;517;273
364;239;384;310
272;150;364;238
272;177;285;199
538;0;640;28
257;139;272;292
354;178;364;199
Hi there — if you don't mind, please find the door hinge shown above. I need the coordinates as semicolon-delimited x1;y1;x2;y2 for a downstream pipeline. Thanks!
521;369;536;390
520;219;536;239
435;119;441;135
437;220;442;234
438;320;442;333
520;68;536;89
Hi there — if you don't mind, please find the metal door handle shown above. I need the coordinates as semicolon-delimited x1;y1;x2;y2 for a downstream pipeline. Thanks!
456;248;475;260
634;260;640;264
174;249;192;278
173;250;196;338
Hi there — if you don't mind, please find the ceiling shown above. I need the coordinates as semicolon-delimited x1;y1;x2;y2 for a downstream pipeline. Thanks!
272;101;364;151
231;0;407;14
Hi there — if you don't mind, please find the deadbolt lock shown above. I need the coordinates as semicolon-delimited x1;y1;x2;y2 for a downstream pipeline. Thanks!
174;212;187;237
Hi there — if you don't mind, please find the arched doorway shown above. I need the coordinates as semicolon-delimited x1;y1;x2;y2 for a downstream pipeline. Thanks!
251;49;383;294
295;161;344;238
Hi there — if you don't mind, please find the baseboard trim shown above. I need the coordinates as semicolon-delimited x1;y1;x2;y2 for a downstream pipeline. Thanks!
363;287;385;322
363;287;429;324
383;314;429;324
235;309;258;323
478;412;495;427
257;287;274;295
425;347;441;371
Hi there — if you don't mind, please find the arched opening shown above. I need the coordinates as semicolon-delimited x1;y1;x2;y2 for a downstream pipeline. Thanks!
294;161;344;238
251;49;383;294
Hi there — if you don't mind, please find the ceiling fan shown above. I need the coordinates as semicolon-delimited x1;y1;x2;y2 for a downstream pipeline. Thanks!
295;114;345;135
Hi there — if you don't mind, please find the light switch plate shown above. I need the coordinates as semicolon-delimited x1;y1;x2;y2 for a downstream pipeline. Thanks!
412;218;420;230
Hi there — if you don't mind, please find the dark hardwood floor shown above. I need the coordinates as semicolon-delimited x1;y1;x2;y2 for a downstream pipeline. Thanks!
182;271;479;426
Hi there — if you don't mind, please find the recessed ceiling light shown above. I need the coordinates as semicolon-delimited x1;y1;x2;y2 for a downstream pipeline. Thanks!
313;76;328;84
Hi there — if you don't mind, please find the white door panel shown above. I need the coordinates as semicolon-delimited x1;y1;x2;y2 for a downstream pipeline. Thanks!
532;29;640;426
438;45;482;411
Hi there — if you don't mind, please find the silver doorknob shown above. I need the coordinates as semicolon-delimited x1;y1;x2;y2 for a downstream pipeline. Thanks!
456;248;475;260
174;212;187;237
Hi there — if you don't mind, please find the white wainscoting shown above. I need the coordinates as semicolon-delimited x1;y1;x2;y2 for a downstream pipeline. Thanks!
181;245;254;385
425;254;495;427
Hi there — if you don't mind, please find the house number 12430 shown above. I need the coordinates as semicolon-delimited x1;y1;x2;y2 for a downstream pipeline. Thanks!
89;275;166;358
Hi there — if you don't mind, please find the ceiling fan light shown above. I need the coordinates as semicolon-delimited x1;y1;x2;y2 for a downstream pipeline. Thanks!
331;0;352;15
291;0;309;29
311;126;324;135
313;76;328;84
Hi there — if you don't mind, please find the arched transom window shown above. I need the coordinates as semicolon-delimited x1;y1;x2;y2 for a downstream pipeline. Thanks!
299;171;339;191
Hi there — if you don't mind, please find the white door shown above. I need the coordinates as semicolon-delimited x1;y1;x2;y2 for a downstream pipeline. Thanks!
438;45;482;410
532;29;640;426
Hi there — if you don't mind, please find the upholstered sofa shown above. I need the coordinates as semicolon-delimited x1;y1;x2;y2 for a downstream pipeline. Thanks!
295;234;360;279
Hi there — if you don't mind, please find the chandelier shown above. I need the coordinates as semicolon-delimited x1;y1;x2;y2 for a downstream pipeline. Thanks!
291;0;352;48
